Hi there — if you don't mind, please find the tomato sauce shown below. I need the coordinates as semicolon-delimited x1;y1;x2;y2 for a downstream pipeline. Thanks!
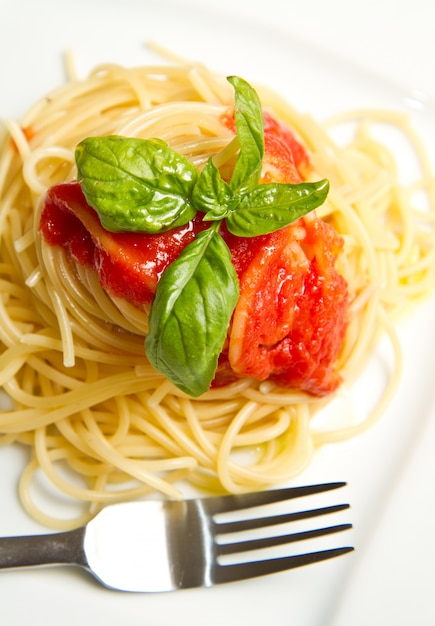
41;182;208;306
223;216;348;395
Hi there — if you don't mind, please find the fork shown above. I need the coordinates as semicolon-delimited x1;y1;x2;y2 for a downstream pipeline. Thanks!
0;482;353;592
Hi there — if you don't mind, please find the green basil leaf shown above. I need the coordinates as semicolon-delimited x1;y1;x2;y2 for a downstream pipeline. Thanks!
145;227;239;397
75;136;198;233
192;158;233;219
226;179;330;237
227;76;264;195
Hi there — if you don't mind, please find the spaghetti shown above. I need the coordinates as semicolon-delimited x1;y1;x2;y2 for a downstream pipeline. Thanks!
0;61;434;529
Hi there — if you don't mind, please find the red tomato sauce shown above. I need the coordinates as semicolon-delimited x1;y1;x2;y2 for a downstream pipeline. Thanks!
40;182;208;306
221;216;348;395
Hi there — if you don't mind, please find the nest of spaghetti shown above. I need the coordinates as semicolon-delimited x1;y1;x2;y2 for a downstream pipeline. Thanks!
0;60;434;529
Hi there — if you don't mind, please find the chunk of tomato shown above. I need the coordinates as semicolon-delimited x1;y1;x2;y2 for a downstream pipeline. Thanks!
40;182;207;306
225;216;348;396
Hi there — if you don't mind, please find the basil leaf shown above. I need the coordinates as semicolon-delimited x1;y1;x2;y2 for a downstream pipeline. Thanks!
227;76;264;195
226;179;330;237
192;158;234;219
145;226;239;397
75;136;198;233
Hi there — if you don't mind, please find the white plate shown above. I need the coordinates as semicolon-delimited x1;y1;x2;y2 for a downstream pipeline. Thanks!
1;1;434;624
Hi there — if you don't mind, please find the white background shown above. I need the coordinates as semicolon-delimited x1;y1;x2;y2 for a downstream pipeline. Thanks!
185;0;435;101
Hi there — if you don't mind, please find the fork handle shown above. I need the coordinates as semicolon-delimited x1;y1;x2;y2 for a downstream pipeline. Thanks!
0;528;87;570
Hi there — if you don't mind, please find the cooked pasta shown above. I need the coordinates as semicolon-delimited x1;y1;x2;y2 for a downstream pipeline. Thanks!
0;60;434;529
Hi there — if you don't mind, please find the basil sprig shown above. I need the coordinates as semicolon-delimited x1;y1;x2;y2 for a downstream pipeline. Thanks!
75;76;330;396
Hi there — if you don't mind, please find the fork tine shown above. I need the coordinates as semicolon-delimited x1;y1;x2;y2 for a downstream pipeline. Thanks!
215;546;354;585
217;523;352;556
202;482;347;515
215;503;350;534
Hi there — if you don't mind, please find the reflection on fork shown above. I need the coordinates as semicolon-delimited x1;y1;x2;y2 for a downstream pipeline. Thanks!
0;482;353;592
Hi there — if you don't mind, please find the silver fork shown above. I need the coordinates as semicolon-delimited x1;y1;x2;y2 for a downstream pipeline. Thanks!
0;482;353;592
